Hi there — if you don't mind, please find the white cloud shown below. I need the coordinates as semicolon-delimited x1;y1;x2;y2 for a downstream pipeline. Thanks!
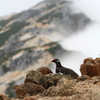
61;0;100;58
61;23;100;58
60;0;100;75
73;0;100;22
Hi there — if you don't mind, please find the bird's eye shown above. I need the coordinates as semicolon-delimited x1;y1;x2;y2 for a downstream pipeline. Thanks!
57;60;60;62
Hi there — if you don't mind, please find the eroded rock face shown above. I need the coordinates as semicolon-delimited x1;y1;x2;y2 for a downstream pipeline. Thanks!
78;75;90;81
13;83;45;99
9;50;43;71
25;70;72;89
2;70;100;100
23;96;71;100
80;57;100;77
42;76;100;99
14;69;73;99
0;94;10;100
42;77;76;96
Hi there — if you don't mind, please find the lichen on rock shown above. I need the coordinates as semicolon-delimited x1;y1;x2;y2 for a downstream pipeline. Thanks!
2;68;100;100
37;67;53;75
0;94;10;100
25;70;43;84
13;83;45;99
42;77;76;96
25;69;73;89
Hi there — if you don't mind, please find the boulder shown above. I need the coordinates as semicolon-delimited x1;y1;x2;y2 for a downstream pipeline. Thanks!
42;77;76;96
0;94;10;100
77;75;90;81
13;83;45;99
25;70;73;89
25;70;43;84
80;57;100;77
37;67;53;75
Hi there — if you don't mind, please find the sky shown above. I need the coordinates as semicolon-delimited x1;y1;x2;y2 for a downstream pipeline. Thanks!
0;0;43;17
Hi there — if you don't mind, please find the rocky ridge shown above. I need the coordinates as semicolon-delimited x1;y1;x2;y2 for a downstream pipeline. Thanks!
1;60;100;100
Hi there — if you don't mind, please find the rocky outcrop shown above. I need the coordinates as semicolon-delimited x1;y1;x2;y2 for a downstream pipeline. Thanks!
16;74;100;100
11;68;73;99
25;70;43;84
13;66;100;100
42;77;76;96
0;94;10;100
25;70;72;89
13;83;45;99
80;57;100;77
1;74;100;100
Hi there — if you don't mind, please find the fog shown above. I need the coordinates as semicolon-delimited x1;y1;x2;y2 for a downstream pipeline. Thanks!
60;0;100;75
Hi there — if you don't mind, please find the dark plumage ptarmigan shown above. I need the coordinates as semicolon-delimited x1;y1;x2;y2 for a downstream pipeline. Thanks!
52;59;79;79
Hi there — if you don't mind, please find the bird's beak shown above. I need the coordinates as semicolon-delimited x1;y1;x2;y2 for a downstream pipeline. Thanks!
51;60;54;62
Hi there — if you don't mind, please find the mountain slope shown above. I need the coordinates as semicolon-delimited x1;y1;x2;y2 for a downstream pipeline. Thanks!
0;0;92;96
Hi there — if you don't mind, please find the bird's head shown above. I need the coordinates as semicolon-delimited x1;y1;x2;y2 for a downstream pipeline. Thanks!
51;59;60;63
